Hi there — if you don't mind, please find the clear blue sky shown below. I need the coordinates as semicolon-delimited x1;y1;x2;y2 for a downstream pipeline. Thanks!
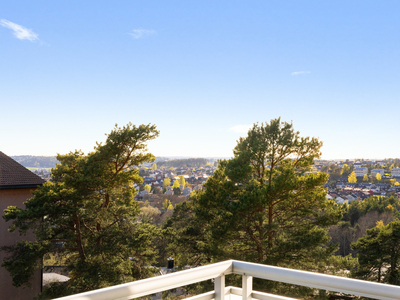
1;1;399;159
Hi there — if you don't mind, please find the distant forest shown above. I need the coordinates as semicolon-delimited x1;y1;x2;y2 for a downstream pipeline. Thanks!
157;158;209;168
10;156;210;169
11;156;58;168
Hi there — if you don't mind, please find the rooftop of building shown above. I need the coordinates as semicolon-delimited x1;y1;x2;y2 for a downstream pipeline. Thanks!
0;151;46;189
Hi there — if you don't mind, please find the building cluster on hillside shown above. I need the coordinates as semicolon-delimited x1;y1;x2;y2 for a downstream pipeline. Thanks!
326;182;400;204
26;158;400;209
32;168;52;181
135;165;215;200
33;159;400;206
315;159;400;177
314;159;400;204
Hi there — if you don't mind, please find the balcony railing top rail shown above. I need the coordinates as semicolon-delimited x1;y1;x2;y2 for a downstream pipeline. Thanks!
53;260;400;300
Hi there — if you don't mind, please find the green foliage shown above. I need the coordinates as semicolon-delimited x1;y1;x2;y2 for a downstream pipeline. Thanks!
329;196;400;258
325;254;358;276
173;187;181;195
139;205;161;224
341;164;352;177
163;201;212;266
352;220;400;284
0;240;48;288
166;118;341;270
139;168;149;177
342;196;400;225
321;163;345;181
1;123;161;298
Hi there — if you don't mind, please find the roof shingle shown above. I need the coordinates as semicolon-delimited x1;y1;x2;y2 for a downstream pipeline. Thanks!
0;151;46;189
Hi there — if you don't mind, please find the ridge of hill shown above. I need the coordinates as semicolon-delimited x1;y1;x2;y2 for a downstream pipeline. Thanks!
10;156;59;168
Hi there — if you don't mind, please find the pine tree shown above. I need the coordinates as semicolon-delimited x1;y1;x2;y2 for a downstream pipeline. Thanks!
1;123;160;298
168;118;341;269
352;220;400;284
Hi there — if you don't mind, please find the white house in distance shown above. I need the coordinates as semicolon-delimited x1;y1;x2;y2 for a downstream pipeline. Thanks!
392;168;400;177
371;169;384;178
354;167;368;177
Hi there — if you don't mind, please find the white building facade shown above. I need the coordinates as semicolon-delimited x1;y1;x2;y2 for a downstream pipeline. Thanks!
354;167;368;177
371;169;384;178
392;168;400;177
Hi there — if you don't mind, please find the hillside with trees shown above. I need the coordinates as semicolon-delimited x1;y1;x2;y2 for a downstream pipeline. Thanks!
157;158;210;168
11;155;59;168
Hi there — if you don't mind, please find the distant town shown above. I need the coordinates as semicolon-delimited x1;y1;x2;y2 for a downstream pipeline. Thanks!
11;156;220;223
12;156;400;206
315;158;400;202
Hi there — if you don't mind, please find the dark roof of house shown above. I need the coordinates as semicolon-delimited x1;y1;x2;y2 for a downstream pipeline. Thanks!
0;151;46;189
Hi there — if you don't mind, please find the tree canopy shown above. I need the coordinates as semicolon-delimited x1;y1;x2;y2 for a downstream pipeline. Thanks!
348;171;357;183
167;118;341;269
162;199;173;210
144;184;151;192
352;220;400;284
173;187;181;196
178;175;186;188
172;180;180;189
376;173;382;181
341;164;352;176
163;178;171;188
1;123;160;298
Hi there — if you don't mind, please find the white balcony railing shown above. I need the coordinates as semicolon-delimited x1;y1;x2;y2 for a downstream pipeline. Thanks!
53;260;400;300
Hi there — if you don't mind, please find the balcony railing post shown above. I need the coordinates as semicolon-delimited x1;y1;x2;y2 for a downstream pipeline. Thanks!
242;274;253;300
214;275;225;300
